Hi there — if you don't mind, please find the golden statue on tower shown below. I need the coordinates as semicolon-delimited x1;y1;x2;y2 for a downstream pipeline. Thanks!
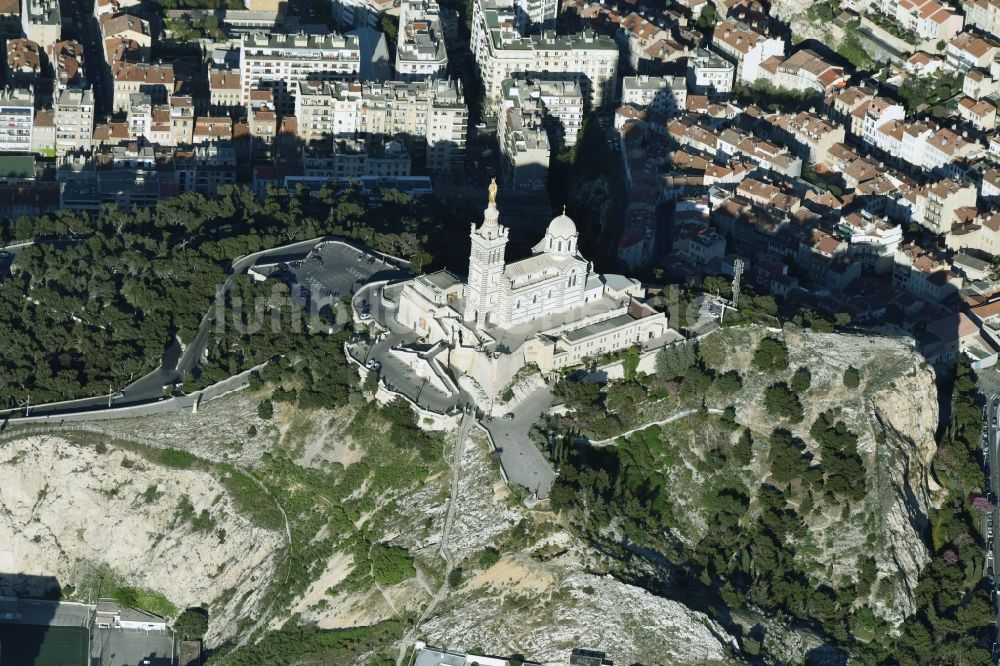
488;177;497;205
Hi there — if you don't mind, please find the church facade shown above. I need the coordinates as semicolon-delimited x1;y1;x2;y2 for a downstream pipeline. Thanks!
391;180;670;402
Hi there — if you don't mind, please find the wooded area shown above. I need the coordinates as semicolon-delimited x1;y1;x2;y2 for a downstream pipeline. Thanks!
0;184;476;406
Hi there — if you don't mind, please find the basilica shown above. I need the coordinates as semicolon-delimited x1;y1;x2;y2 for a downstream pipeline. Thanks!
392;180;669;401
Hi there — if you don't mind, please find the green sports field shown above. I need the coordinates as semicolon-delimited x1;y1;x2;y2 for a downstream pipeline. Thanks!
0;623;88;665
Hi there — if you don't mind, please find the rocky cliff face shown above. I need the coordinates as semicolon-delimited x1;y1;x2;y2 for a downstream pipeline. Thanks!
715;326;940;625
0;435;283;644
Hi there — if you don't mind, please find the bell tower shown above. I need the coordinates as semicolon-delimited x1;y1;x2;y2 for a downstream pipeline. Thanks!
464;178;509;329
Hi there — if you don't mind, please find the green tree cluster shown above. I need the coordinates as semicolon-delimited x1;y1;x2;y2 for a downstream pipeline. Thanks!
370;544;415;586
753;337;789;372
656;341;697;379
763;382;804;423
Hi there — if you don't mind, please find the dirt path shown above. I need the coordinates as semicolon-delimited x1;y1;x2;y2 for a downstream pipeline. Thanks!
589;407;725;446
395;410;472;665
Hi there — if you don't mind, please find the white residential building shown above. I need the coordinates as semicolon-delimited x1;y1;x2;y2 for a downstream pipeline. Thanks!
501;77;584;147
295;79;468;172
893;0;963;42
396;0;448;81
54;87;94;156
0;88;33;152
294;80;363;143
965;0;1000;41
498;90;550;190
711;20;784;83
472;0;618;108
126;92;151;140
21;0;60;51
239;32;361;114
686;48;735;97
621;75;687;115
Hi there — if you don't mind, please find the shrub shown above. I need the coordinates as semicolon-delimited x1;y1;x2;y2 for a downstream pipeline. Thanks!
258;398;274;420
157;448;196;469
447;567;463;588
790;367;812;393
714;371;743;394
843;366;861;389
478;546;501;569
173;607;209;640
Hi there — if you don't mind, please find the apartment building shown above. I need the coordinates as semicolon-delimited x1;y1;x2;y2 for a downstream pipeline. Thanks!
100;12;151;59
621;75;687;115
893;241;962;303
757;49;847;94
892;0;963;42
175;144;238;194
965;0;1000;40
686;48;735;97
501;77;583;147
0;88;33;152
895;178;977;232
169;95;194;145
127;92;152;139
112;63;174;112
53;87;94;156
294;80;363;143
617;12;681;71
947;208;1000;256
472;0;618;108
239;32;361;114
296;79;467;172
50;40;85;90
209;68;242;113
6;38;42;89
837;211;902;273
21;0;59;50
711;20;784;83
766;110;846;163
946;31;1000;69
717;127;802;177
300;139;411;180
193;116;233;144
248;89;277;145
498;91;549;190
396;0;448;82
32;110;53;155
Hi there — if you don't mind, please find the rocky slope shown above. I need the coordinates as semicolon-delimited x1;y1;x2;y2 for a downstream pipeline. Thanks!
0;435;283;644
704;326;940;625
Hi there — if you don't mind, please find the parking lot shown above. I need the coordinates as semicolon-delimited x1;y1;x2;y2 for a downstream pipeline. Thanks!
282;241;404;314
90;626;173;666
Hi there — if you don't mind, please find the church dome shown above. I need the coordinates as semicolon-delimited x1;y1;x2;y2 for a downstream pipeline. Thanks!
547;210;577;238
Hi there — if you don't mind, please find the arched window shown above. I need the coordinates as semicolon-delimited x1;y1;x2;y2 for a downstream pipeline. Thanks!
533;294;537;304
558;240;563;252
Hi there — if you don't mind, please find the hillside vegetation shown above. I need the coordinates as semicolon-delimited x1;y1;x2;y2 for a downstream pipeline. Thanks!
547;325;992;663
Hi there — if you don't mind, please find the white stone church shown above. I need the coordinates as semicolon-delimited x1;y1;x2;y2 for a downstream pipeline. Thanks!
392;181;669;400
